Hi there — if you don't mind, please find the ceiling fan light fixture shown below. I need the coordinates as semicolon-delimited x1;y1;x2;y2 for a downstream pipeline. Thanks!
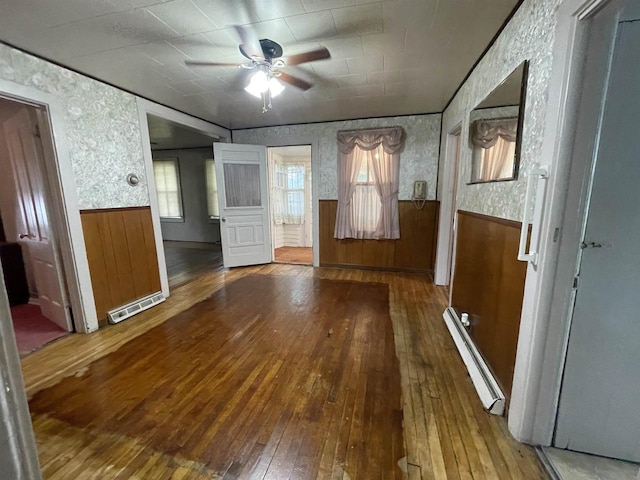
244;70;270;98
268;78;285;97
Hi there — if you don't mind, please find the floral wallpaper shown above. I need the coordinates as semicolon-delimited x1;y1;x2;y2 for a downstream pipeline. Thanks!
0;44;149;209
440;0;559;221
233;114;442;201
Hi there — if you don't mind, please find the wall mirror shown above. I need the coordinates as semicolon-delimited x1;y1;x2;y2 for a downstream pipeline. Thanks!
468;61;528;184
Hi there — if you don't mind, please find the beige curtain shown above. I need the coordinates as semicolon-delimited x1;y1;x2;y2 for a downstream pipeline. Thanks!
334;127;404;239
471;118;518;182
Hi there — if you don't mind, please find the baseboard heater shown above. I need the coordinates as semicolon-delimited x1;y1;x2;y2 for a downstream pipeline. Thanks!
108;292;165;324
442;307;505;415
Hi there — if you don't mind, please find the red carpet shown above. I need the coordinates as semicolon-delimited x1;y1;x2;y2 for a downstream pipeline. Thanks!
10;304;68;355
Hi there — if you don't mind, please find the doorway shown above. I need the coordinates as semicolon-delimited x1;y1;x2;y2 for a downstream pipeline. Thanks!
553;0;640;464
145;114;223;289
267;145;313;266
0;97;72;355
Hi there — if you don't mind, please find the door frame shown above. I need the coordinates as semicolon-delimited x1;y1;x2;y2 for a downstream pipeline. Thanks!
434;124;462;286
237;135;320;267
507;0;623;445
136;98;230;297
267;145;314;263
0;80;97;333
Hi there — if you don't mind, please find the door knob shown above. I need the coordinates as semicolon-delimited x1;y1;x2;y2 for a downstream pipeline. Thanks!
221;217;226;222
18;233;34;239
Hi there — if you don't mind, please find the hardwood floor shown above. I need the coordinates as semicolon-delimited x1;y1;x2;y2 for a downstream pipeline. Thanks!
163;241;223;288
274;247;313;265
21;265;547;479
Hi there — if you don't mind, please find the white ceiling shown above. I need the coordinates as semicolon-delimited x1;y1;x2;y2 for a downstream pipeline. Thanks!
0;0;519;129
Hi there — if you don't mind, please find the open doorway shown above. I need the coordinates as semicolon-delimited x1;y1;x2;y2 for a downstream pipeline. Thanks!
0;97;72;355
268;145;313;266
146;114;223;288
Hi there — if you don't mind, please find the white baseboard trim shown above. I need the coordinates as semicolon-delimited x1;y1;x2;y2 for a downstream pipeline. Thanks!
442;307;505;415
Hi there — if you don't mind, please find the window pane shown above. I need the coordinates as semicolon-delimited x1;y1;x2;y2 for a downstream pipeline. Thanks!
223;163;261;207
357;160;368;183
286;164;305;189
205;159;219;218
286;190;304;218
153;159;183;218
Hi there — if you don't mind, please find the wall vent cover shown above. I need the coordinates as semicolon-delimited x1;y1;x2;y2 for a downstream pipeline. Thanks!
108;292;165;324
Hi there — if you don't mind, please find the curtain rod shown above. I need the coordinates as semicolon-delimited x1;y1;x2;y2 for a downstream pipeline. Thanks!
337;125;404;134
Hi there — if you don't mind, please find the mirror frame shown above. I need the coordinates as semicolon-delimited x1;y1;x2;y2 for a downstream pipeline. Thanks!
467;60;529;185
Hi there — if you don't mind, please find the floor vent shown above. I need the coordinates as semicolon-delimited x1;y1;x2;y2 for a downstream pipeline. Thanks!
442;306;505;415
108;292;165;324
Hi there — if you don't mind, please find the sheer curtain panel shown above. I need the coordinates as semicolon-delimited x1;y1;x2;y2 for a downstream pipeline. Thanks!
334;127;404;239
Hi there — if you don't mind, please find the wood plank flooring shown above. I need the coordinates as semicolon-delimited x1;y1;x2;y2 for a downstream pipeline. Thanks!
163;241;223;288
21;264;548;479
274;247;313;265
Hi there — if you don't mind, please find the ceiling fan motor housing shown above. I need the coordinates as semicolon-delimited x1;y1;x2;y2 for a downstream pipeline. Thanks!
239;38;283;61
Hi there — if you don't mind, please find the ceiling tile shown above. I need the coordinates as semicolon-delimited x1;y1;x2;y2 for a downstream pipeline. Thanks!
253;0;306;21
310;59;349;77
331;3;383;36
346;55;383;74
336;73;368;88
361;31;406;56
42;9;181;58
247;19;298;46
145;0;219;36
190;0;261;28
300;0;355;13
167;34;227;60
321;36;363;59
285;11;337;42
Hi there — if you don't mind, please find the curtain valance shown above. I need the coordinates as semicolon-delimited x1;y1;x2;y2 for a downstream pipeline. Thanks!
471;118;517;149
337;126;406;155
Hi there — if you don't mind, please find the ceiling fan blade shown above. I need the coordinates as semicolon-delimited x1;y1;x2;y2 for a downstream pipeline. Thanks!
233;25;264;60
284;48;331;66
278;72;313;91
185;60;244;67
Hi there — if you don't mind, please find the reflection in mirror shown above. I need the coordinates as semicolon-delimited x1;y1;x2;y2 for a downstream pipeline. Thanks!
469;61;528;184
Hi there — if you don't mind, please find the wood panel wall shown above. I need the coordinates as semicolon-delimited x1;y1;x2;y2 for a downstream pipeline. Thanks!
450;210;527;396
319;200;439;272
80;206;161;324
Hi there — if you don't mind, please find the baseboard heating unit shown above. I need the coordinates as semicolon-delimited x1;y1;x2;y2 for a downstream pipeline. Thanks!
108;292;165;324
442;307;505;415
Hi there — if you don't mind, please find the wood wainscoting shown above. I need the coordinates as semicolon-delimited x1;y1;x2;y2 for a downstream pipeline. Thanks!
450;210;527;396
319;200;439;272
80;206;161;324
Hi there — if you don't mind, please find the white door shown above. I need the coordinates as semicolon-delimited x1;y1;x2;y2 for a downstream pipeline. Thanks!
554;10;640;462
213;143;272;268
3;108;72;331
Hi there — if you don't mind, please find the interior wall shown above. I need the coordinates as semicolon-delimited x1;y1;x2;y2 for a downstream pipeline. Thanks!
153;148;221;244
439;0;558;221
234;114;441;201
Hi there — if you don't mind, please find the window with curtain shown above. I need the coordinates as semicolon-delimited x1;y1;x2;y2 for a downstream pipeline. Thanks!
334;127;405;240
470;118;518;182
272;163;305;225
153;159;183;220
205;159;219;219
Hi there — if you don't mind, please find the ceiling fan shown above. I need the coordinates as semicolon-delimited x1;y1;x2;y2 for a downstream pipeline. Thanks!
185;26;331;112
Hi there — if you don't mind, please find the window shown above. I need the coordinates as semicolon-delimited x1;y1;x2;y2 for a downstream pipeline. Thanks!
273;163;305;224
335;126;404;239
205;159;219;219
153;159;183;220
352;148;381;235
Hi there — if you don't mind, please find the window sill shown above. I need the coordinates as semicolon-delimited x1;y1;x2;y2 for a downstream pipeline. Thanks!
208;217;220;224
160;217;184;223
